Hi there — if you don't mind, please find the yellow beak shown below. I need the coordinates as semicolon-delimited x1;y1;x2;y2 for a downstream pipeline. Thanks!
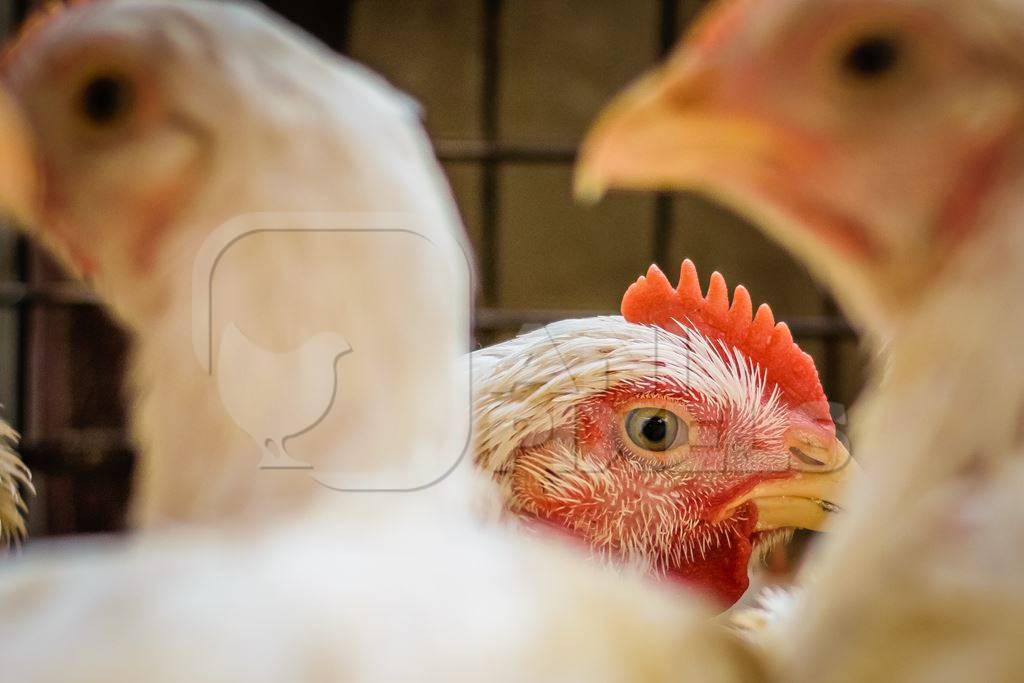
574;60;802;206
0;88;36;227
715;435;861;533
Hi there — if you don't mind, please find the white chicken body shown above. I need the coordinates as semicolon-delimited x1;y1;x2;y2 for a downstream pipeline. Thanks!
776;179;1024;681
0;511;761;683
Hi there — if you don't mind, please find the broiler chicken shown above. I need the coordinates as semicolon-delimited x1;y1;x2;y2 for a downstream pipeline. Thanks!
473;259;855;607
580;0;1024;679
0;2;761;680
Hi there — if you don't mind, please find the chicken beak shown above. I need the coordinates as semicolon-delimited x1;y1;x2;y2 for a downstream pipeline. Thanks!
0;87;37;228
575;59;794;204
713;435;861;533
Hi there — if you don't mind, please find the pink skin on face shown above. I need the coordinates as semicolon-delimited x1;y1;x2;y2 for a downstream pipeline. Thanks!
512;379;793;607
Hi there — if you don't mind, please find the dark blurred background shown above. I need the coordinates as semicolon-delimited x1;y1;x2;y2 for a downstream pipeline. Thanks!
0;0;865;538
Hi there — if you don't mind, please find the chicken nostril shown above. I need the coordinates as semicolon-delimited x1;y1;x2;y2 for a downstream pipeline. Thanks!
789;447;826;467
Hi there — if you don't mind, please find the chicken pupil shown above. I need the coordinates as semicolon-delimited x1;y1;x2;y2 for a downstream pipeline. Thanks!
841;34;900;79
80;75;133;124
641;416;668;443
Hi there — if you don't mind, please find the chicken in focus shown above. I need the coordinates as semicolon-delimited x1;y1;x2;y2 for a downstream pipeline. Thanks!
474;260;855;607
580;0;1024;680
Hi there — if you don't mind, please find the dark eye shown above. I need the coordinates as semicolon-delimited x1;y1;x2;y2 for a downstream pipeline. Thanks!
78;74;135;126
624;407;688;452
840;34;902;80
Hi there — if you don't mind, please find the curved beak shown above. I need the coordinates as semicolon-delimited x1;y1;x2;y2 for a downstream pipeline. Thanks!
576;59;781;201
0;87;36;228
715;435;861;533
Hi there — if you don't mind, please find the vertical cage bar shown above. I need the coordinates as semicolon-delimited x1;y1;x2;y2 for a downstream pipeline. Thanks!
259;0;353;54
10;0;39;435
479;0;502;306
821;296;842;399
9;0;28;434
335;0;354;55
10;0;42;534
12;241;28;434
651;0;679;269
13;0;31;23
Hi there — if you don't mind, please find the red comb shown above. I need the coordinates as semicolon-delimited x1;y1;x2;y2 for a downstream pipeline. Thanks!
622;260;831;424
1;1;95;72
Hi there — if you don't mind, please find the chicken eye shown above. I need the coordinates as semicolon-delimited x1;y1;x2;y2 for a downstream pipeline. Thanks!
77;73;135;127
839;34;902;81
624;408;688;452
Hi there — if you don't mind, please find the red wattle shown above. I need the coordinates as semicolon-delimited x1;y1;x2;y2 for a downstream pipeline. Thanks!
663;501;758;607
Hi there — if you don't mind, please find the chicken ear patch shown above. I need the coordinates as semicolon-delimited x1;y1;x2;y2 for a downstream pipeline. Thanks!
621;260;832;425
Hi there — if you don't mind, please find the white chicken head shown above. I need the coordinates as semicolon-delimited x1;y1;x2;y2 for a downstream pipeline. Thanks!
2;0;460;331
474;261;858;606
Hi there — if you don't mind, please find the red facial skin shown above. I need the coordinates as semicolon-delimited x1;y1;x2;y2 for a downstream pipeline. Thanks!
511;379;792;607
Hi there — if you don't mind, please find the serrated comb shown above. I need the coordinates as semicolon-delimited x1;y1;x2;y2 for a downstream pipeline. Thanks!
622;260;832;427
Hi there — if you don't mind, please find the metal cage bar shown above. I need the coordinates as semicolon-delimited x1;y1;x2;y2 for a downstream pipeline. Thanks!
478;0;503;307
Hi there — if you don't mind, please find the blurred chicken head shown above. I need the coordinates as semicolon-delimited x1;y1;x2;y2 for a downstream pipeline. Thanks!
578;0;1024;335
1;0;447;331
474;261;857;606
2;0;212;312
